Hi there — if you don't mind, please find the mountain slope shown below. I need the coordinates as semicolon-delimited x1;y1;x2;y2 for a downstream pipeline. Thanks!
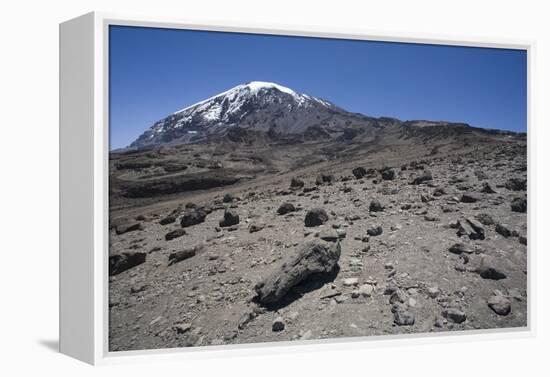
129;81;523;149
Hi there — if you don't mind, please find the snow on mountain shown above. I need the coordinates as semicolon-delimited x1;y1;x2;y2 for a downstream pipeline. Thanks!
129;81;353;148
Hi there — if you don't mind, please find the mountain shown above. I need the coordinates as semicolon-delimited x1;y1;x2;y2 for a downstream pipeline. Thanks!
130;81;377;148
129;81;523;149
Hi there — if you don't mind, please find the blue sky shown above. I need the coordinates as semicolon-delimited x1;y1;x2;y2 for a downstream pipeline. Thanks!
109;25;527;149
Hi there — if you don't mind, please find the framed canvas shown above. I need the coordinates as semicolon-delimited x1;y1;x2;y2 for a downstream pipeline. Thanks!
59;11;532;365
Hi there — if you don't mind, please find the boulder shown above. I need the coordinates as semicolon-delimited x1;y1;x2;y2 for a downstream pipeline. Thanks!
223;193;234;203
165;228;186;241
315;173;334;185
180;208;207;228
457;218;485;240
478;255;507;280
460;193;480;203
511;197;527;213
168;245;201;266
481;182;497;194
448;243;475;255
277;202;296;215
272;317;285;332
444;308;466;324
505;178;527;191
115;222;143;235
411;169;433;185
369;199;384;212
488;294;511;315
495;223;512;238
254;240;341;304
381;168;396;180
219;209;239;227
352;167;367;179
367;226;383;236
304;208;329;227
109;252;146;276
290;177;305;189
159;215;176;225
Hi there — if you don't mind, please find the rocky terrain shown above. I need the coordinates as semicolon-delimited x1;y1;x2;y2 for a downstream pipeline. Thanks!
109;137;527;351
108;81;527;351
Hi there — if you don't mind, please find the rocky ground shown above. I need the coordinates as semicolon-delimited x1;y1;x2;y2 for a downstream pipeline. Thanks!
108;139;527;352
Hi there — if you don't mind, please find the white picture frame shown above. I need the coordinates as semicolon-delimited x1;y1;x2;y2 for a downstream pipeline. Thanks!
59;11;534;365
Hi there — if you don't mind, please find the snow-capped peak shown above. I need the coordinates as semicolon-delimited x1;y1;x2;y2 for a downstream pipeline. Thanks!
131;81;342;148
244;81;297;96
174;81;326;115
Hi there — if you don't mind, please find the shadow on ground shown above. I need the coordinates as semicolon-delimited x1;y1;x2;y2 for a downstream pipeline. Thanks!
38;339;59;352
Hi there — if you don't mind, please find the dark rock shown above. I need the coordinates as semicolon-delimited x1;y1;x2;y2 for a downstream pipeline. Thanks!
180;209;207;228
479;255;507;280
168;246;200;266
249;223;265;233
511;197;527;213
519;236;527;245
272;317;285;332
316;173;334;185
367;226;383;236
165;228;186;241
290;177;305;189
444;308;466;324
352;167;367;179
457;218;485;240
121;172;238;198
449;243;475;255
495;223;512;238
254;240;341;304
369;199;384;212
159;215;176;225
219;209;239;227
505;178;527;191
381;168;396;180
319;231;339;242
488;294;511;315
223;193;234;203
304;208;329;227
109;252;146;275
277;202;296;215
481;182;497;194
411;170;433;185
115;222;143;235
460;193;480;203
303;186;316;193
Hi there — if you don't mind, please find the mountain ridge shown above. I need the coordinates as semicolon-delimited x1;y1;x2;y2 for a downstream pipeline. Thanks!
128;81;523;149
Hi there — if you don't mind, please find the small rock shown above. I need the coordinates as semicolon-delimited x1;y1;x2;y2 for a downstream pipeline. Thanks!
488;294;511;315
304;208;329;227
393;310;415;326
219;209;239;227
367;226;383;236
369;199;384;212
444;308;466;324
448;243;475;255
495;223;512;237
427;286;440;298
277;202;296;215
511;197;527;213
165;228;186;241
